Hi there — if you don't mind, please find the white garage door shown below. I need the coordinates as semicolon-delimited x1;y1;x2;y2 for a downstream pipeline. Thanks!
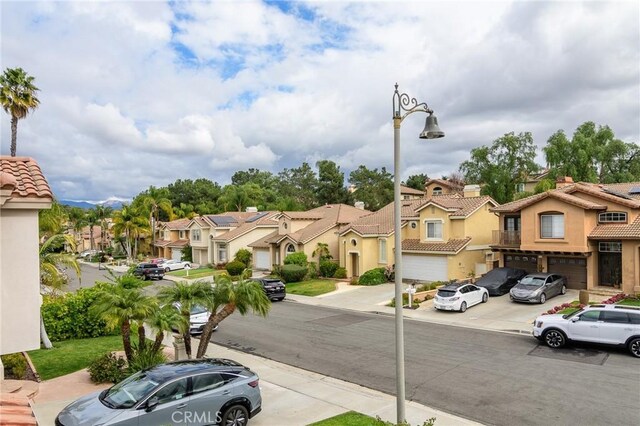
171;248;182;261
255;249;270;270
402;254;448;281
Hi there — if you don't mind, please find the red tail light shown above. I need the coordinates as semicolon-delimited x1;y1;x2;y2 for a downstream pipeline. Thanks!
248;379;259;388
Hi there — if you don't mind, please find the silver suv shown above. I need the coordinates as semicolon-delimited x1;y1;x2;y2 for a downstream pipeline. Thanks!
533;304;640;358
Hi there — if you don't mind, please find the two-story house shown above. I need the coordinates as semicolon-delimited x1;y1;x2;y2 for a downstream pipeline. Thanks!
154;218;192;260
424;178;464;197
490;178;640;294
339;185;498;280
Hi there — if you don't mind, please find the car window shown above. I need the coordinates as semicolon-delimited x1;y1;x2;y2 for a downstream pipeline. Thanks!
437;289;456;298
601;311;630;324
628;313;640;324
458;286;469;294
578;311;601;322
520;276;545;286
192;373;224;394
152;378;189;405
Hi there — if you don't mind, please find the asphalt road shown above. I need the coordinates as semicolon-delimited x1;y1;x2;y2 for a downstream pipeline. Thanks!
66;263;172;294
211;300;640;426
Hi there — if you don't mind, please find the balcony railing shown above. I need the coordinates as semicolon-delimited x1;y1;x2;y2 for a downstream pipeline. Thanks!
492;230;521;247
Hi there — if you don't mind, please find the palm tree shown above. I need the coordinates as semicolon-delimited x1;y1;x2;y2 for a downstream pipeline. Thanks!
157;281;211;359
140;187;172;256
147;305;187;354
196;274;271;358
112;204;149;261
66;206;87;252
0;67;40;156
94;205;113;251
39;200;67;238
312;242;331;262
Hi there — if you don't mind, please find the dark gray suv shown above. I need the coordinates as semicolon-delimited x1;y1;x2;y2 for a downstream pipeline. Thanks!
56;359;262;426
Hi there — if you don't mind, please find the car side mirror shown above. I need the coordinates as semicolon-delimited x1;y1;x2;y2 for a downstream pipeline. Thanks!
570;316;579;323
145;396;159;412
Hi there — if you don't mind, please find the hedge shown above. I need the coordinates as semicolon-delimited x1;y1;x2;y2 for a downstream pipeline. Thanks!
358;267;387;286
284;252;308;267
226;261;246;276
334;267;347;279
281;264;308;283
319;260;339;278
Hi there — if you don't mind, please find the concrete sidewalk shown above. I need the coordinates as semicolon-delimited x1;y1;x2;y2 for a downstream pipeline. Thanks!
31;340;480;426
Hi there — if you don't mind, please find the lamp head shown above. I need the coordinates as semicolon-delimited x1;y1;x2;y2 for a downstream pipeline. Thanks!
419;114;445;139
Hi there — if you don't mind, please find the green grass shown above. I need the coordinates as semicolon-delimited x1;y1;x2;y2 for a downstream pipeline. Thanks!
286;279;337;296
28;335;123;380
309;411;382;426
618;298;640;306
167;267;225;279
557;307;580;315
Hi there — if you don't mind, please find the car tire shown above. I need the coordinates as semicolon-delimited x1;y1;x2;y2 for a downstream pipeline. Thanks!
459;302;467;313
278;297;285;301
543;329;566;348
561;285;567;295
221;404;249;426
539;293;546;304
165;267;170;272
482;293;488;303
628;338;640;358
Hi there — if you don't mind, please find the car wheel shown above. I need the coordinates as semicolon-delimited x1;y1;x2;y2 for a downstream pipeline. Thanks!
482;293;488;303
539;293;546;304
543;329;566;348
629;338;640;358
221;404;249;426
459;302;467;313
561;285;567;295
165;267;170;272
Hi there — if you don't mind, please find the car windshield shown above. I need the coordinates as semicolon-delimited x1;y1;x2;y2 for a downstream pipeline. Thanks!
190;305;207;315
437;289;456;297
101;371;159;409
519;276;545;286
563;308;585;319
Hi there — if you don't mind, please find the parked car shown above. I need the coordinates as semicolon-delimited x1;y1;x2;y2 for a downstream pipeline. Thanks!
149;257;168;264
55;358;262;426
475;267;528;296
158;259;191;272
172;303;218;335
510;273;567;304
78;249;98;259
533;304;640;358
434;283;489;313
251;277;286;301
132;263;165;281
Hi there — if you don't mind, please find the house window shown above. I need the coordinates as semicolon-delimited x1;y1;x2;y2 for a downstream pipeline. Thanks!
425;220;443;239
286;243;296;254
179;230;186;239
540;214;564;238
191;229;201;242
505;216;520;231
217;243;227;262
378;239;387;263
599;242;622;252
598;212;627;223
432;187;443;195
516;183;525;193
164;230;169;239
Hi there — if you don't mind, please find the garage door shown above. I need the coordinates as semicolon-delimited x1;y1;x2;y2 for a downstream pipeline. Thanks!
254;249;270;270
171;248;182;261
548;257;587;290
402;254;447;281
504;254;538;273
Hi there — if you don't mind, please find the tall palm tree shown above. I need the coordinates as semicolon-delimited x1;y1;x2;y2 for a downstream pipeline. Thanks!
0;67;40;156
112;204;149;261
85;209;99;251
140;186;173;256
94;205;113;251
66;206;87;252
196;274;271;358
157;281;211;359
147;305;187;354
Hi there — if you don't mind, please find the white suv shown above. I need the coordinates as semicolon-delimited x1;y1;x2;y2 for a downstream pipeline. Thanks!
533;304;640;358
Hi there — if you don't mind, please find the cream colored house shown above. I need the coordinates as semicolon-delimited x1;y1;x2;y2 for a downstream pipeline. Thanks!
491;179;640;294
339;186;498;281
0;156;53;377
424;178;464;198
154;218;191;260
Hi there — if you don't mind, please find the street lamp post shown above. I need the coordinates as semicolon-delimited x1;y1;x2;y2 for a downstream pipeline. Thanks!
392;83;444;423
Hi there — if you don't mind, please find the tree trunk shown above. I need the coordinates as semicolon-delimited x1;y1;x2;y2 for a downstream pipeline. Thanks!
10;115;17;157
90;227;94;251
40;315;53;349
137;323;146;352
151;212;156;257
121;321;133;362
196;304;236;358
152;332;164;354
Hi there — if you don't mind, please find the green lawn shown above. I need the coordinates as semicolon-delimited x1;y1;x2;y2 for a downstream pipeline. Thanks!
309;411;382;426
618;298;640;307
168;267;225;279
28;335;123;380
286;279;337;296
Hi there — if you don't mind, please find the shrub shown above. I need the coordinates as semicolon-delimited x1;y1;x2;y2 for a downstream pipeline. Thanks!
284;252;308;267
215;262;228;270
271;264;282;278
181;244;193;262
226;261;246;276
350;277;359;285
1;353;27;379
88;352;127;383
334;267;347;279
127;346;167;374
306;262;319;279
280;264;308;283
319;260;339;278
358;268;387;286
234;248;252;266
388;293;421;307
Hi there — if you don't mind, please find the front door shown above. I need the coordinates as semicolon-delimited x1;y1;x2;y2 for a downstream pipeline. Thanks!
350;253;359;277
599;251;622;287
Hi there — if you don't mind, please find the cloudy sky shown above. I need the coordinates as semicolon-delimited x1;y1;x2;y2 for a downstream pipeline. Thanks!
1;0;638;203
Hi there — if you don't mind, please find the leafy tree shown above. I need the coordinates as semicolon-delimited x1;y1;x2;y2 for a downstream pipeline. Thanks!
234;248;252;266
112;204;149;260
136;186;173;254
316;160;349;205
404;173;429;191
196;274;271;358
39;200;67;238
544;122;640;183
278;162;318;209
232;168;278;190
348;165;394;211
0;67;40;156
165;178;222;213
218;185;250;212
459;132;539;204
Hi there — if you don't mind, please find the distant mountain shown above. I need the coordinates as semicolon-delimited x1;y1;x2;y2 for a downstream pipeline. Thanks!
59;197;129;210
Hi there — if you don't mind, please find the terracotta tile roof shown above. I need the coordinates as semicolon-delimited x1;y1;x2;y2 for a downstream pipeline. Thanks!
417;195;497;217
568;182;640;208
588;215;640;239
400;185;425;196
425;178;464;191
281;210;326;220
0;156;53;200
212;212;279;242
189;217;211;228
167;239;189;248
600;182;640;200
402;237;471;253
154;239;172;247
162;218;191;230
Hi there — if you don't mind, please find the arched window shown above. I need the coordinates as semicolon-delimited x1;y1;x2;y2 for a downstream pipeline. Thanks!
432;187;443;195
286;244;296;254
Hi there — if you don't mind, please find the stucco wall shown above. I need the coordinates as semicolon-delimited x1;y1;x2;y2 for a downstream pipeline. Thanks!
0;209;41;355
227;227;278;264
520;199;590;252
419;205;451;242
622;241;640;294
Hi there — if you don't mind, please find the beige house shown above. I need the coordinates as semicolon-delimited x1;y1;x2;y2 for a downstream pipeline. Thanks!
424;178;464;198
0;157;53;376
154;218;191;260
339;186;498;281
490;178;640;294
249;204;370;269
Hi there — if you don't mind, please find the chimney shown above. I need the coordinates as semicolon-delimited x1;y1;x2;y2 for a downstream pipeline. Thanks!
463;184;481;198
354;201;365;210
245;206;258;213
555;176;574;189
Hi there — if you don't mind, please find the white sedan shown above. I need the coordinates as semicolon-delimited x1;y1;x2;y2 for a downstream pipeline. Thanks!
158;259;191;272
434;283;489;312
